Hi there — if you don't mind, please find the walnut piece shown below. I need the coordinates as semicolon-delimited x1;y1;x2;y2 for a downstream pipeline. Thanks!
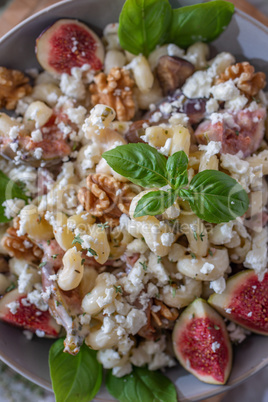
1;218;43;262
89;67;136;121
151;300;179;328
0;67;32;110
78;173;138;219
215;62;266;97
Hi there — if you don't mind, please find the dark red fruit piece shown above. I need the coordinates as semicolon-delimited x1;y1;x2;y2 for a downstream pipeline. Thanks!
173;298;232;385
156;56;195;95
0;288;61;337
36;19;104;75
209;270;268;336
195;108;266;157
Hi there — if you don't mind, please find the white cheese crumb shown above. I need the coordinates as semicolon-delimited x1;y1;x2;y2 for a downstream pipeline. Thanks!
7;301;20;314
211;341;221;352
35;329;45;337
200;262;214;274
2;198;25;219
160;232;175;247
31;129;43;142
210;277;226;294
33;147;43;160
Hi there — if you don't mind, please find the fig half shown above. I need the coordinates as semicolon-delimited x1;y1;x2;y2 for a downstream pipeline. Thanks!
36;19;104;75
172;298;232;385
209;270;268;336
0;288;61;337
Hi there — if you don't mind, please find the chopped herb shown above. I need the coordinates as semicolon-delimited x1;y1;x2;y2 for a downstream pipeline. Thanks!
72;234;83;245
88;247;97;257
72;142;78;151
192;313;195;319
172;287;176;298
5;282;16;293
214;325;220;330
157;256;162;263
155;293;160;299
208;249;213;257
139;261;148;271
16;180;26;192
97;222;109;229
193;231;198;241
83;312;86;316
141;237;145;242
39;261;47;268
199;232;205;241
37;215;42;223
252;96;261;104
56;301;62;307
51;254;59;260
87;292;91;295
114;285;122;294
235;130;239;136
168;276;175;285
190;252;196;259
47;239;51;245
81;258;85;265
207;326;212;330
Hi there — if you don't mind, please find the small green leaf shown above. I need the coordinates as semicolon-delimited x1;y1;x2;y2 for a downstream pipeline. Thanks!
180;170;249;224
103;143;169;188
49;339;102;402
106;366;177;402
169;0;235;48
88;247;97;257
167;151;188;180
118;0;172;57
72;234;83;246
134;190;176;218
0;170;29;223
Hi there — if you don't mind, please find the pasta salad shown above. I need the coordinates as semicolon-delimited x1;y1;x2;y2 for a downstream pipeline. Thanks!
0;0;267;400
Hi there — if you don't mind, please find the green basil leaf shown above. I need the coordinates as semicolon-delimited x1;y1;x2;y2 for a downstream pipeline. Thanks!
102;143;169;188
134;190;175;217
173;173;188;190
118;0;172;57
106;366;177;402
0;170;29;223
180;170;249;224
169;0;235;48
49;338;102;402
167;150;188;179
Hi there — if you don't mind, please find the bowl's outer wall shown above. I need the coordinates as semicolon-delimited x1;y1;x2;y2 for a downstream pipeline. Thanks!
0;0;267;400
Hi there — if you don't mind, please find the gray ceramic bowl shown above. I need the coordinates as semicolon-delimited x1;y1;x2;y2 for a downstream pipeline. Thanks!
0;1;267;400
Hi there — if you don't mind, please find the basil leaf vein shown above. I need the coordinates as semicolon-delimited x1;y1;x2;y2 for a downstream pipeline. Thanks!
118;0;172;57
169;0;235;48
185;170;249;223
106;366;177;402
49;339;102;402
134;190;176;217
102;143;169;188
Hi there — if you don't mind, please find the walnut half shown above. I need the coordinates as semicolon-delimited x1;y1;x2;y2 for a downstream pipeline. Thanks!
0;67;32;110
78;173;138;219
215;62;266;97
89;67;136;121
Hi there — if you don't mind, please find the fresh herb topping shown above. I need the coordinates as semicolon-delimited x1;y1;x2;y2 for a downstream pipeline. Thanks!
114;285;123;294
0;170;29;223
81;258;85;265
39;261;47;268
106;366;177;402
51;254;59;260
5;282;16;293
49;338;102;402
88;247;98;257
72;234;83;245
103;144;249;224
97;222;109;229
118;0;234;56
139;261;148;271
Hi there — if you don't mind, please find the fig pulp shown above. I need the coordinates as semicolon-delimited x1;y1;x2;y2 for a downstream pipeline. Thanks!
172;298;232;384
36;19;104;75
209;270;268;335
0;288;61;337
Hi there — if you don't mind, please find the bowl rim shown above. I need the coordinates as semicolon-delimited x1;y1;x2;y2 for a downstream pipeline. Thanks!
0;0;267;400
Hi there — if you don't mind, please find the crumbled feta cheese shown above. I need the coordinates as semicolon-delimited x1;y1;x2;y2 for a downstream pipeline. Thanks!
206;98;219;114
227;321;250;343
210;277;226;294
33;147;43;160
244;227;267;277
211;341;221;352
97;349;121;369
182;70;213;98
2;198;25;219
199;141;221;160
60;67;86;99
23;330;33;340
101;316;116;334
124;308;147;335
31;129;43;142
160;232;175;247
200;262;214;274
210;80;240;101
35;329;45;337
7;301;20;314
112;363;132;378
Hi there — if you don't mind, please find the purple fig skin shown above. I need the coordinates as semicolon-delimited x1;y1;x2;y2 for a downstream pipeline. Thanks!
208;270;268;336
156;56;195;95
172;298;232;385
36;19;104;76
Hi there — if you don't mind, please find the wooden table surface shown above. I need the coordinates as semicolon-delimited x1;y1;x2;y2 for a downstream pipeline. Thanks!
0;0;266;401
0;0;267;39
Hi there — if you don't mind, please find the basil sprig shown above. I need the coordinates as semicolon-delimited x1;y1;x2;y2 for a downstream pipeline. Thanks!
102;144;249;223
0;170;29;223
106;366;177;402
118;0;234;56
49;339;102;402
